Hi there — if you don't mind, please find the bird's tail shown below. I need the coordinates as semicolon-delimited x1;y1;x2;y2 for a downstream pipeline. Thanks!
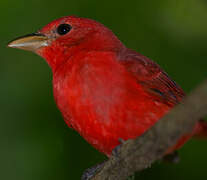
193;120;207;138
164;119;207;155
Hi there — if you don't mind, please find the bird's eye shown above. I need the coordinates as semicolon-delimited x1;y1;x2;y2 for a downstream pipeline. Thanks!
57;24;72;35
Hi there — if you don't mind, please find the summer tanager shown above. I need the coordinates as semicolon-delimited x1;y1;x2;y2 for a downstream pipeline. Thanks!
8;16;207;156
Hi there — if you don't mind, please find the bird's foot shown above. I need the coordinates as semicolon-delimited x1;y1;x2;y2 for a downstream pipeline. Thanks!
81;162;105;180
111;138;126;157
163;151;180;164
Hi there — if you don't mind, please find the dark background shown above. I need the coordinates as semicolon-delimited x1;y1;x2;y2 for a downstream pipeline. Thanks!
1;0;207;179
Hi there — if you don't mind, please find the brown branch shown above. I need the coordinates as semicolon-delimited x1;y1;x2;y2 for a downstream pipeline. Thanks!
91;80;207;180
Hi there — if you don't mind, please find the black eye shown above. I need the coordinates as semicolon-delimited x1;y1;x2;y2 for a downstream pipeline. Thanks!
57;24;72;35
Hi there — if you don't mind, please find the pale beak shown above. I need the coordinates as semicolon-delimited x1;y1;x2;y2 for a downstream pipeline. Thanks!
8;33;49;52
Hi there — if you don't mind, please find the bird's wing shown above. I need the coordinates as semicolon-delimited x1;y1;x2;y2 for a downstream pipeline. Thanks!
119;49;185;106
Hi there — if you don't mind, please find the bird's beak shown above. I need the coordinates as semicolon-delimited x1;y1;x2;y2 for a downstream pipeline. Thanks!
8;33;49;52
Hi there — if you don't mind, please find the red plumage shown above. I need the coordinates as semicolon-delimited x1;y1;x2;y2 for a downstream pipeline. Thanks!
9;16;207;156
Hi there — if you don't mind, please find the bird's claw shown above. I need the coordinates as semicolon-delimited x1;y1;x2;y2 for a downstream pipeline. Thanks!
163;151;180;164
81;162;105;180
111;138;126;157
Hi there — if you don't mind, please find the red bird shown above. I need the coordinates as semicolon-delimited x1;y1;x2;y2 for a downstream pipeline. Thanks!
8;16;207;156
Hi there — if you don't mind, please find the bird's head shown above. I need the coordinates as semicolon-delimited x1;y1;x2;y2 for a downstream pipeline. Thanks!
8;16;123;71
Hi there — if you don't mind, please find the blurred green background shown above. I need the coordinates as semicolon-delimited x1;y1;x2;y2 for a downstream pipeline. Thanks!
1;0;207;179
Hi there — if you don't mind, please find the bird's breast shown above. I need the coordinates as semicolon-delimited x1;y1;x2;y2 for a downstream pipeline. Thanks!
52;52;170;155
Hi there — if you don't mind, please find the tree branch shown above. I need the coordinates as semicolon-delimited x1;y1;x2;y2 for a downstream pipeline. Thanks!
91;80;207;180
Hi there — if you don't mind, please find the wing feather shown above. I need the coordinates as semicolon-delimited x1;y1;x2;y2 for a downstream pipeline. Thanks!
119;49;185;106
